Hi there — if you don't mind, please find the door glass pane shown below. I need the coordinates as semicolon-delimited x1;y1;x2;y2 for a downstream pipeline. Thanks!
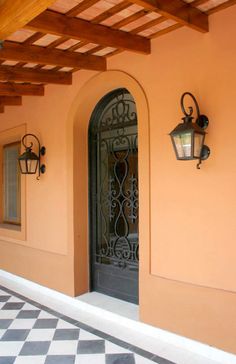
95;91;139;270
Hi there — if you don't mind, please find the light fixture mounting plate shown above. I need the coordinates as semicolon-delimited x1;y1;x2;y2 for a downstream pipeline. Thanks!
201;145;210;160
196;114;209;129
40;146;46;156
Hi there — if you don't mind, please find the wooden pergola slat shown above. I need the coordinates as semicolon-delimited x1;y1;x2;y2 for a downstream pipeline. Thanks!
66;0;99;17
0;65;72;85
127;0;209;32
23;32;45;45
0;83;44;96
0;0;57;40
112;9;149;30
91;1;131;24
26;10;151;54
0;41;107;71
0;96;22;105
131;16;166;35
191;0;209;6
207;0;236;14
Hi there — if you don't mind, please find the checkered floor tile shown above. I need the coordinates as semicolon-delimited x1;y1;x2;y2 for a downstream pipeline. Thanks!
0;286;174;364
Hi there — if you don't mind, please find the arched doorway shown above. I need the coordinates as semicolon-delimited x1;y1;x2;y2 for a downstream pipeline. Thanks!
89;88;139;304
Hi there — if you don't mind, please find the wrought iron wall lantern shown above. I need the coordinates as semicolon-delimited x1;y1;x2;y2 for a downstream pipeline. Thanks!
169;92;210;169
18;133;46;180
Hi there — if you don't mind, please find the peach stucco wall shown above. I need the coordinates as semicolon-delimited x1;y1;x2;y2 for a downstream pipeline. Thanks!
0;5;236;353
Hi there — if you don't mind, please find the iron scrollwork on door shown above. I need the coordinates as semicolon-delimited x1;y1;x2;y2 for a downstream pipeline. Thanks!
94;89;139;272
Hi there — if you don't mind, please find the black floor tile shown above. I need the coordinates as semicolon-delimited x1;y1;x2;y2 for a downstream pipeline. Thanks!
1;302;25;310
106;353;135;364
45;355;76;364
19;341;51;356
33;319;58;329
0;296;11;302
0;357;16;364
1;329;30;341
16;310;41;319
0;319;13;329
53;329;80;341
77;339;105;354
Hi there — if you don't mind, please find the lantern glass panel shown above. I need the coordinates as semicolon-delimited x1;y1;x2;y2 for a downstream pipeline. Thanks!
173;132;192;159
194;133;204;158
19;160;27;174
27;159;38;174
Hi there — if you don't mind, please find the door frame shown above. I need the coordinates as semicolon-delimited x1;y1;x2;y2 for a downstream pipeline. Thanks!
67;71;150;302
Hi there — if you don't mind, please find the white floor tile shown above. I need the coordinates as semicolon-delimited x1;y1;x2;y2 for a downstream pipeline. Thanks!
23;303;39;311
0;289;9;294
0;310;19;319
26;329;55;341
48;340;78;355
9;318;36;329
14;356;46;364
8;296;24;303
75;354;106;364
0;341;24;356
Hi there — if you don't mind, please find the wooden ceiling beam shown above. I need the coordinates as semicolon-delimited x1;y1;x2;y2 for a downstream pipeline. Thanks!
0;83;44;96
149;23;182;38
0;96;22;105
12;32;46;69
0;0;57;40
0;41;107;71
0;65;72;85
127;0;209;32
26;10;151;54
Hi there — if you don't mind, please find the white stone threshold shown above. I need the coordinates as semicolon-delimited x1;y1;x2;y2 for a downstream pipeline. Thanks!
0;269;235;364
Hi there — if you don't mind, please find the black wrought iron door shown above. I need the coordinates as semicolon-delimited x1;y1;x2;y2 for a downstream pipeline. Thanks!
89;89;139;304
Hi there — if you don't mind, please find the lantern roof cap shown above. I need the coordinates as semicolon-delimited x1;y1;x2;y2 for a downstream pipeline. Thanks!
18;149;39;161
169;120;206;136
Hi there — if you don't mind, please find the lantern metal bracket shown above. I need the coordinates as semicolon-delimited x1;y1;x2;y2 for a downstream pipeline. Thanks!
21;133;46;180
196;145;210;169
181;92;210;169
